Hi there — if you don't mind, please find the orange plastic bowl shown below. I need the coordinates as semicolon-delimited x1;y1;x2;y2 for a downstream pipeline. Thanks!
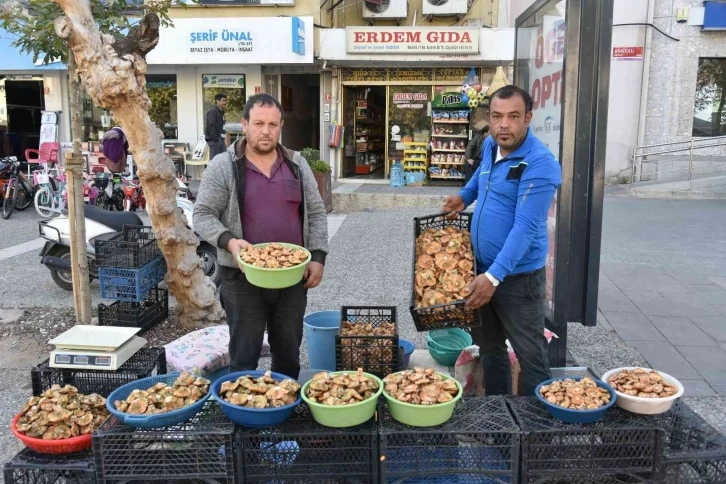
11;412;92;454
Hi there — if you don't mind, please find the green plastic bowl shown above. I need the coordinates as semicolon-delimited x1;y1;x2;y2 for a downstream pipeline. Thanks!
382;371;463;427
426;341;462;367
427;329;473;351
236;243;311;289
300;371;383;428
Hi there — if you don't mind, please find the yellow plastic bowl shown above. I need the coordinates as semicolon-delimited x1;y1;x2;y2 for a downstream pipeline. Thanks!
382;371;463;427
236;243;311;289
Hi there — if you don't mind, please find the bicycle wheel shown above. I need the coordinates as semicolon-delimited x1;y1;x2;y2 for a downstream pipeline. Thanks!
2;181;17;219
35;187;55;218
14;181;33;211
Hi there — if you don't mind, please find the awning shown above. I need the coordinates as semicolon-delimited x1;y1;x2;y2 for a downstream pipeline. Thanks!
0;28;66;71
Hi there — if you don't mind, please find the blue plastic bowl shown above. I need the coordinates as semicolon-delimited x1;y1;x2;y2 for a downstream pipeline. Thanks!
211;370;301;428
399;339;415;369
106;373;212;429
535;376;617;424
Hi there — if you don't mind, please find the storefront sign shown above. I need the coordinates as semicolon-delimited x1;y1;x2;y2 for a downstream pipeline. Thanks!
341;68;388;82
433;68;471;82
392;92;428;109
203;75;245;89
146;17;314;65
612;46;643;60
388;68;433;82
432;91;466;109
341;67;482;83
197;0;294;6
346;27;479;55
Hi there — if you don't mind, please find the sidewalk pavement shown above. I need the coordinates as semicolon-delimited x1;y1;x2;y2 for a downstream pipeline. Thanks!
598;197;726;396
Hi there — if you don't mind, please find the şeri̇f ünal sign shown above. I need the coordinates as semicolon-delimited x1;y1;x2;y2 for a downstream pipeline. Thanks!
345;27;480;55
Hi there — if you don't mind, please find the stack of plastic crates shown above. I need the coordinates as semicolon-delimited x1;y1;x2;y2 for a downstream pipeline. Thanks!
92;402;236;484
507;396;663;483
655;401;726;483
3;448;95;484
336;306;402;378
236;403;378;483
96;225;167;335
378;396;520;483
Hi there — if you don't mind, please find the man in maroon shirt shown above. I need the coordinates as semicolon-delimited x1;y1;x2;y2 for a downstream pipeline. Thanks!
193;94;329;379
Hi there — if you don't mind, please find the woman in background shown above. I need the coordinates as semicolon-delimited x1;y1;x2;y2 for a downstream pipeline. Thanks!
464;119;489;185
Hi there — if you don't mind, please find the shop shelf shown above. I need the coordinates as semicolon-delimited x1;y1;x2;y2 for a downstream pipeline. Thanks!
98;254;166;302
31;347;166;397
92;402;236;484
433;120;469;124
3;448;95;484
97;287;168;335
409;212;482;332
95;225;160;269
655;401;726;483
378;396;519;483
507;396;663;484
336;306;401;378
237;403;377;483
432;149;466;153
432;134;469;138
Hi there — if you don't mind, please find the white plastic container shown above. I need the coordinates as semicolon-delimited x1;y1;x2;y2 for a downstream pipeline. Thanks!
601;367;684;415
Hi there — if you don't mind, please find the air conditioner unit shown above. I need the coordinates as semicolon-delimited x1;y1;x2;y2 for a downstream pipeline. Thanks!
423;0;467;16
362;0;408;19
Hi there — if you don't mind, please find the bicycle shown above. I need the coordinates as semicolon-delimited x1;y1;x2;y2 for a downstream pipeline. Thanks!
94;172;125;211
2;158;37;220
34;166;66;218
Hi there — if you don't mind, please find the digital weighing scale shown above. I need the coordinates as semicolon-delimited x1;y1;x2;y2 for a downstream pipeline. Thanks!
48;326;147;370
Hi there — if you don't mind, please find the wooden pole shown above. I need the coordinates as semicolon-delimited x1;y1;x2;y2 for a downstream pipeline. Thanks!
65;145;92;324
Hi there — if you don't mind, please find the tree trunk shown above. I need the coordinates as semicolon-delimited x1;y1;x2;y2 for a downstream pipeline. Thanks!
53;0;224;328
66;51;93;324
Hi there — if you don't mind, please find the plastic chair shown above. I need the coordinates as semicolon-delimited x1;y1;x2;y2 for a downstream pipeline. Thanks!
25;142;60;166
184;140;210;180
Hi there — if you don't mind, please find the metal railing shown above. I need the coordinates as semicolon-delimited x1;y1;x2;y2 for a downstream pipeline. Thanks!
631;135;726;189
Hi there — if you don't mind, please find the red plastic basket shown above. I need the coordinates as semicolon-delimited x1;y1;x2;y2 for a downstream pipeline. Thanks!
11;413;92;454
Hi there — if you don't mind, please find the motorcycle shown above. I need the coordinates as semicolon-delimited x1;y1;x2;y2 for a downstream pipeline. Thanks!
122;178;146;212
94;172;125;211
38;197;221;290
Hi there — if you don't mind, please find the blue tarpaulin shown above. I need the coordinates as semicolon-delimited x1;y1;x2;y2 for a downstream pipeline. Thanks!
0;27;66;71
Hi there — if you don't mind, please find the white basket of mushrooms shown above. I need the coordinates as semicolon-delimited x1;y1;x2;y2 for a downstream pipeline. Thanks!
601;367;684;415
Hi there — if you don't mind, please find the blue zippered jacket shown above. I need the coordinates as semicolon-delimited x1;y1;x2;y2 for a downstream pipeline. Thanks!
459;128;562;281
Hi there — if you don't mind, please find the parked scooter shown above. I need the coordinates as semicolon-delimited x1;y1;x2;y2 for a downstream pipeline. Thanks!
38;198;221;290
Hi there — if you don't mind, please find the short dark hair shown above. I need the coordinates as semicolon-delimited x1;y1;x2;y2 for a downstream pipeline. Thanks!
489;85;534;113
215;93;227;102
243;93;284;122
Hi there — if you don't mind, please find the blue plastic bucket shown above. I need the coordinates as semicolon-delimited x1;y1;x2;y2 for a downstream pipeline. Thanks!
303;310;341;371
399;339;415;369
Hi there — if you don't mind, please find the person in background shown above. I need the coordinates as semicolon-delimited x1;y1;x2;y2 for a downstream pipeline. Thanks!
101;127;129;174
206;93;227;158
464;120;489;184
442;85;562;397
193;93;328;380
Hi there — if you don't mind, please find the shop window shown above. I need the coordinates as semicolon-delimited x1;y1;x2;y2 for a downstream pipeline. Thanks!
81;88;106;141
202;74;246;126
693;58;726;137
388;85;432;176
146;74;178;139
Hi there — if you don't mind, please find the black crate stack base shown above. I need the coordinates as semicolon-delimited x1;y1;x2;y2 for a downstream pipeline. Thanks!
96;225;167;334
92;402;235;484
236;403;378;483
3;448;95;484
656;402;726;483
507;397;662;484
379;397;519;483
336;306;401;378
31;347;166;397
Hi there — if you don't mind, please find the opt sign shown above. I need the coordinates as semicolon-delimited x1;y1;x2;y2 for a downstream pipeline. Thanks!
612;46;643;60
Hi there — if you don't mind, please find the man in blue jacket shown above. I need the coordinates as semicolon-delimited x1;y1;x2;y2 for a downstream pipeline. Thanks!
443;85;562;396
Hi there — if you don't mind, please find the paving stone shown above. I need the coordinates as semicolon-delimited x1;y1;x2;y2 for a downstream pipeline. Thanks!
0;309;24;325
677;345;726;386
672;273;722;285
679;379;718;397
709;383;726;395
626;291;723;317
597;285;639;312
709;277;726;290
628;340;702;379
686;284;726;306
609;274;685;293
689;315;726;342
647;316;718;347
601;312;666;342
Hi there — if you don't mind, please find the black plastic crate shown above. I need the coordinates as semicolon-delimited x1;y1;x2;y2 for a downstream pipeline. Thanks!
520;474;652;483
336;306;400;378
95;225;160;269
379;396;519;483
92;402;236;484
507;396;662;484
98;287;168;335
31;347;166;397
655;402;726;484
3;448;95;484
237;403;377;483
409;212;482;332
